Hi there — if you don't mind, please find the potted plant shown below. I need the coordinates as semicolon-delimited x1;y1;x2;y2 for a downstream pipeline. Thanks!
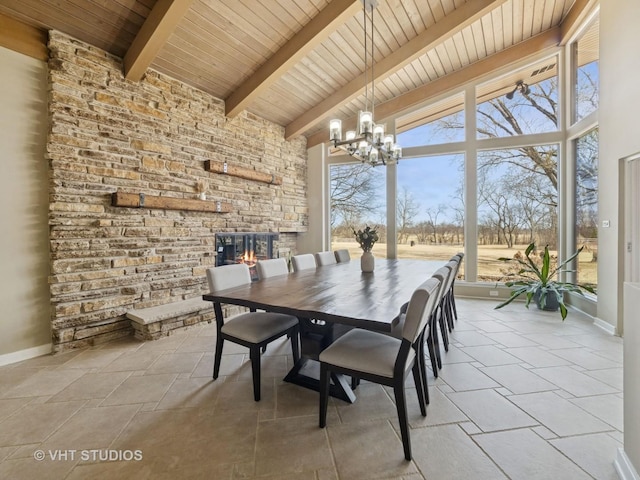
494;243;595;320
353;225;379;272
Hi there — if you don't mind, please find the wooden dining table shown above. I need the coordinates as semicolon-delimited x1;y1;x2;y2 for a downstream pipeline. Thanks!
203;258;445;402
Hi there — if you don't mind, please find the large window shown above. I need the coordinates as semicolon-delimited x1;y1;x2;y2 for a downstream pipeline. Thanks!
395;155;464;268
330;163;386;258
573;17;599;123
477;146;559;282
327;12;599;304
575;129;598;292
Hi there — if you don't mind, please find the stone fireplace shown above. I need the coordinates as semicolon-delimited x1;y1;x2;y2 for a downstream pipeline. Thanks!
215;232;279;279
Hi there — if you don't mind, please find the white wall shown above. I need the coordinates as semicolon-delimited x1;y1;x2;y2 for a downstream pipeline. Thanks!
600;1;640;477
0;46;51;363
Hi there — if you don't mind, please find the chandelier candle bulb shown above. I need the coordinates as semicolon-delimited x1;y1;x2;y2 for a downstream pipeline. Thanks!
383;134;394;150
346;130;356;141
359;111;373;134
373;124;384;144
330;119;342;141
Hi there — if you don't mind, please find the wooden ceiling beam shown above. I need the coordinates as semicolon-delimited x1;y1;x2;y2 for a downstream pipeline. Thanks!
0;12;47;61
559;0;599;45
124;0;195;81
305;27;561;149
285;0;507;140
225;0;361;119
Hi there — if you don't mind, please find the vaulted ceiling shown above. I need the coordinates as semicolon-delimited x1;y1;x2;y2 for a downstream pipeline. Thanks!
0;0;595;148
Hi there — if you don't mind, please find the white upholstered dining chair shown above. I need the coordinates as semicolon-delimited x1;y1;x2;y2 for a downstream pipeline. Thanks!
314;251;337;266
319;276;442;461
256;257;289;279
291;253;317;272
206;263;300;401
334;249;351;263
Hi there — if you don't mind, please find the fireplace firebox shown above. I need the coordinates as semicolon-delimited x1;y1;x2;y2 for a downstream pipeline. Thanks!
215;232;279;280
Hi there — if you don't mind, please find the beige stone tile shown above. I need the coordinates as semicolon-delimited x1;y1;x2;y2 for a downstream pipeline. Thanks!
479;364;557;394
39;404;140;452
213;378;275;413
3;368;88;398
144;352;203;375
447;389;537;432
550;433;621;480
100;373;177;406
569;393;623;431
509;391;611;436
520;333;582;349
440;344;474;364
99;350;164;373
407;386;468;427
60;349;126;369
254;416;333;477
135;335;187;351
48;371;131;402
155;376;222;410
448;330;495;346
174;335;216;354
0;398;30;423
65;461;154;480
469;320;513;333
411;424;506;479
531;366;618;396
461;345;521;366
0;455;76;480
484;332;538;348
438;363;500;391
584;367;623;390
116;409;257;467
0;400;85;445
335;383;398;424
0;445;18;462
190;353;214;378
275;382;318;419
503;346;571;368
12;350;83;368
549;347;622;370
475;429;592;479
326;419;418;479
235;354;289;381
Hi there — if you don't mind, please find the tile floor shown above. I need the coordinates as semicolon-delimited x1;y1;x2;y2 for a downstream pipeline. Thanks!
0;299;623;479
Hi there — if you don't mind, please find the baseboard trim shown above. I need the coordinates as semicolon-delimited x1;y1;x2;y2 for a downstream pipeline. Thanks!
0;343;52;367
593;316;617;335
615;448;640;480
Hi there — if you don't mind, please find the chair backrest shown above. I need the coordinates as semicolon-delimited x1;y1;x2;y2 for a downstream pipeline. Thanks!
443;260;459;291
402;277;441;343
431;266;451;306
315;251;337;266
291;253;317;272
334;249;351;263
206;263;251;292
256;257;289;279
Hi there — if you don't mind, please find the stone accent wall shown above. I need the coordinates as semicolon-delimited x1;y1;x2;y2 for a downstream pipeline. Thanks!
46;31;308;351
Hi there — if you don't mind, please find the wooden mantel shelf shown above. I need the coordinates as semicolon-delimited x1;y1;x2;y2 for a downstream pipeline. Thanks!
205;160;283;185
112;192;232;213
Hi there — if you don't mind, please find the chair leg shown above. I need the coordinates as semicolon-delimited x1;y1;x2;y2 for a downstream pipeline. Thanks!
426;333;438;378
249;346;261;401
393;380;412;461
438;304;449;352
431;317;443;369
451;289;459;322
290;326;300;362
411;361;426;416
213;336;224;380
418;334;430;405
319;363;331;428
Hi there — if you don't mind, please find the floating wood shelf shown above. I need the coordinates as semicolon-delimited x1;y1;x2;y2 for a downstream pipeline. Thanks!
112;192;232;213
205;160;282;185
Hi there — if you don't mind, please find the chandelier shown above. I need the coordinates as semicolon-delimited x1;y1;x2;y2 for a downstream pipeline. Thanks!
328;0;402;166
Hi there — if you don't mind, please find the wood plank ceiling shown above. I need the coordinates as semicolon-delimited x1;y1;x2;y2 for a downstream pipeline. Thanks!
0;0;595;148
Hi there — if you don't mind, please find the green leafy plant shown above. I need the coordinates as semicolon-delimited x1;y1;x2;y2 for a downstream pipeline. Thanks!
495;243;595;320
352;225;379;252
